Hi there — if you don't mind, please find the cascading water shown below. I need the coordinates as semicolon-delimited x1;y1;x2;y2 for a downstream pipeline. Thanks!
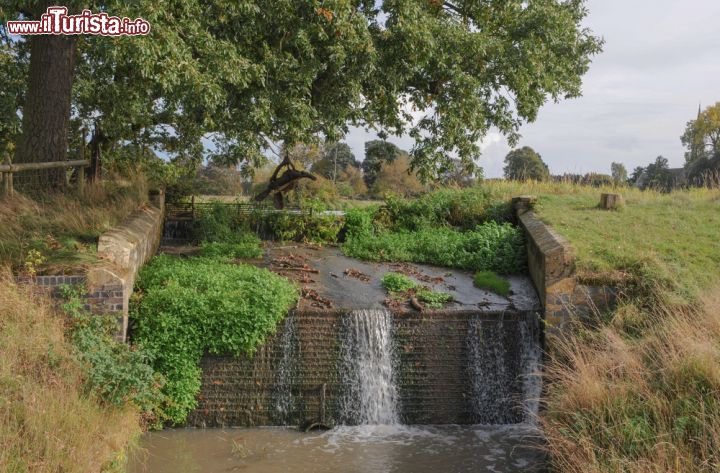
337;309;399;425
272;314;298;425
467;314;542;424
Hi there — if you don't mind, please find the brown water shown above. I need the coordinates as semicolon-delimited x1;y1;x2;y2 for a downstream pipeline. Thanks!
127;425;545;473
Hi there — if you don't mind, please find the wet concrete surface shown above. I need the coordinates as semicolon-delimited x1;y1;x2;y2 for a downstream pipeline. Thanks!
258;244;540;313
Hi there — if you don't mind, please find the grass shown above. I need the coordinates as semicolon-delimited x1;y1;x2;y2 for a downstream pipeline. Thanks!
484;180;720;305
381;272;418;292
480;180;720;472
543;289;720;472
0;176;148;274
380;272;453;309
0;269;142;472
473;270;511;296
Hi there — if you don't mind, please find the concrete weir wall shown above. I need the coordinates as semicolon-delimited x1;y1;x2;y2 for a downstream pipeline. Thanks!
29;191;164;340
187;309;538;428
512;196;617;330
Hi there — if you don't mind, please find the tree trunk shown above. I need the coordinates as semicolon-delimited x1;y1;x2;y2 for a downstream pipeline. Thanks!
14;3;77;190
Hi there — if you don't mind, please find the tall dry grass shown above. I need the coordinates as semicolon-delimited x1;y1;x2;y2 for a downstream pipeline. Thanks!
543;290;720;472
0;269;142;472
0;176;148;270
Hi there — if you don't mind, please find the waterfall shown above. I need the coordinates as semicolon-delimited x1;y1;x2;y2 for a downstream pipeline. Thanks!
272;314;298;425
467;314;541;424
338;309;399;425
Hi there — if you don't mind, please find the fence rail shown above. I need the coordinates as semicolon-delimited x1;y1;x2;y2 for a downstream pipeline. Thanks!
1;159;90;197
165;200;305;221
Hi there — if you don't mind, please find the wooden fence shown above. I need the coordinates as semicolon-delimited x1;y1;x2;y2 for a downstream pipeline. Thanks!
0;159;90;197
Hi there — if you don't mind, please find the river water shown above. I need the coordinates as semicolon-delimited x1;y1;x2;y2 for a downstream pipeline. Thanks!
126;424;545;473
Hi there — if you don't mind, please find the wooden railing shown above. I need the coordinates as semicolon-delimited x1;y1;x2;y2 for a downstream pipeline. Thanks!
0;159;90;197
165;199;304;221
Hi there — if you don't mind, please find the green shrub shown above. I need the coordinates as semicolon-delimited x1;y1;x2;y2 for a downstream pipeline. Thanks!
344;221;526;274
199;239;263;260
132;255;298;424
473;271;511;296
383;187;513;231
381;272;418;292
60;286;163;416
249;210;343;243
416;289;453;309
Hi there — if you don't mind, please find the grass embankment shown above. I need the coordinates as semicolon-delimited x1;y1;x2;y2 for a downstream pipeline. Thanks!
482;181;720;472
0;272;142;473
0;177;148;273
486;181;720;304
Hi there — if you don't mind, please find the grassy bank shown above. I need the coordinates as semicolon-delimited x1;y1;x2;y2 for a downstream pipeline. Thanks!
479;181;720;472
485;181;720;304
0;177;148;273
0;272;142;472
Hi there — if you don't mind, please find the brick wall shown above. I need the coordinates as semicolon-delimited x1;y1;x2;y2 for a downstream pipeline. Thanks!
26;190;164;340
187;309;540;428
513;196;617;332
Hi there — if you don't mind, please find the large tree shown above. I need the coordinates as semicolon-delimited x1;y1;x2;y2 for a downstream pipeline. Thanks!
682;102;720;182
503;146;549;181
311;142;359;181
611;162;628;185
362;139;402;187
7;0;81;187
3;0;602;190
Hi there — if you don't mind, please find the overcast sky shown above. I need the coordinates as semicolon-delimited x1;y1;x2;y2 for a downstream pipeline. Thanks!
344;0;720;178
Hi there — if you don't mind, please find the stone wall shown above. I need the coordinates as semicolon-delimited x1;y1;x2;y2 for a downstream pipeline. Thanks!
512;196;617;331
187;309;540;428
27;191;164;340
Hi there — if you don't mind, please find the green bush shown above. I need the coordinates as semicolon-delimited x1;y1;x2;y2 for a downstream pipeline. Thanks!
473;270;511;296
199;239;263;260
60;286;163;416
381;272;418;292
344;221;527;274
416;289;454;309
248;210;343;243
383;188;513;231
132;255;298;424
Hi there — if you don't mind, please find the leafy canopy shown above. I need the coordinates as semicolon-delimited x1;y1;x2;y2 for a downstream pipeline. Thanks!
503;146;550;181
3;0;601;179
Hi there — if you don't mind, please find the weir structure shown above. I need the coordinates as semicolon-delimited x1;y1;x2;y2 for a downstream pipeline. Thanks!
186;245;543;428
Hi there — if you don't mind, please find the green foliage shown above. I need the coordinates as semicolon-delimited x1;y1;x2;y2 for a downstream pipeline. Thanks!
473;271;511;297
199;241;262;259
248;209;343;243
345;222;526;274
343;188;524;273
59;286;163;415
311;142;360;180
416;289;453;309
381;272;418;293
132;255;298;424
363;140;402;187
6;0;600;179
382;188;514;230
611;162;628;185
682;102;720;175
503;147;550;181
380;273;453;309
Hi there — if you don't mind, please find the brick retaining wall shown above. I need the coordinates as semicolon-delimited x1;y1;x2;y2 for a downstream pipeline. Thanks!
187;309;540;428
27;191;164;340
512;196;617;331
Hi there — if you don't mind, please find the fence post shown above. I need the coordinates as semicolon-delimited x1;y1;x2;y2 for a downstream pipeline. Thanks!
3;171;13;197
76;139;85;195
77;166;85;195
